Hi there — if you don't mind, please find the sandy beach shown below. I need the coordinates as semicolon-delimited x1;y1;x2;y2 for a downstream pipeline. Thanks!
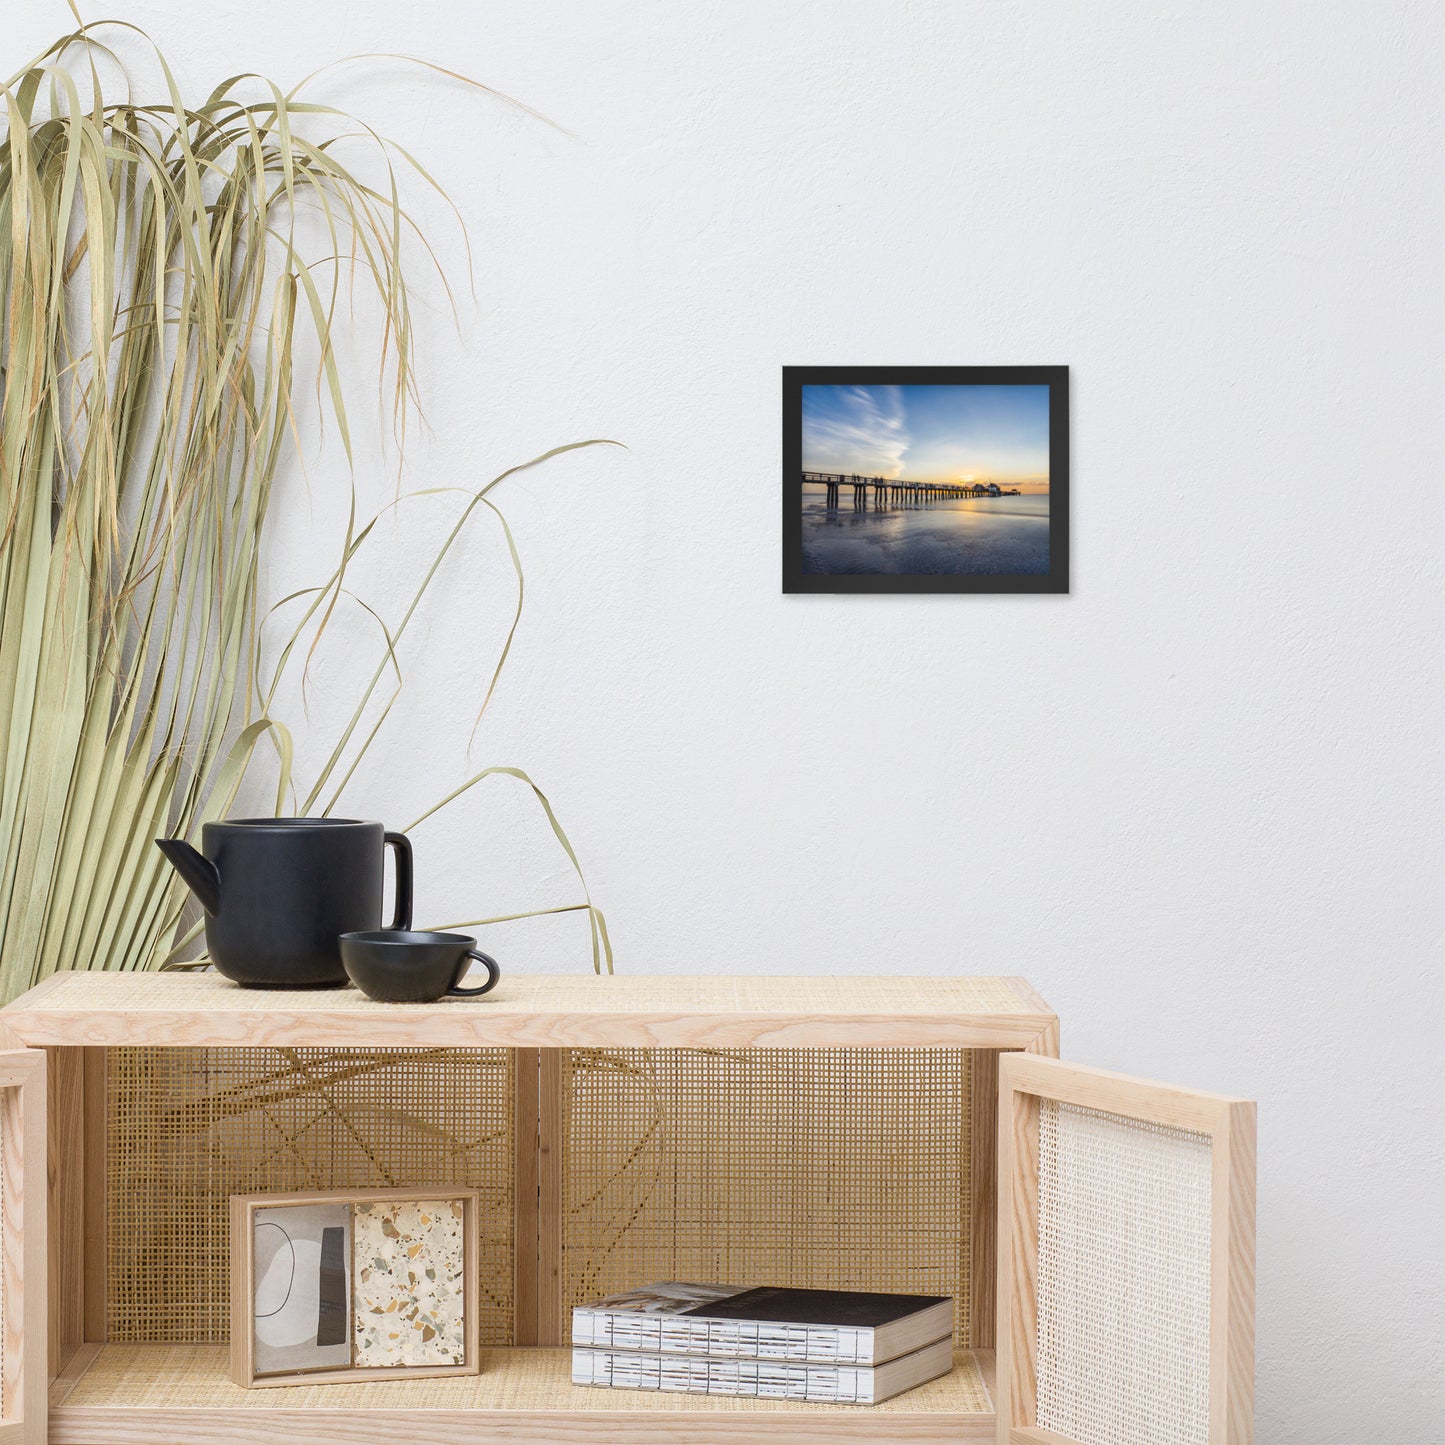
800;490;1050;576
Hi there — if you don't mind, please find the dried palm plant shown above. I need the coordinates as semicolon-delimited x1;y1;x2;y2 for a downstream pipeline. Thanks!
0;18;611;1002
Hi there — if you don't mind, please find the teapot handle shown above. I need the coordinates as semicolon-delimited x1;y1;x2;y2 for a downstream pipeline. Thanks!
384;831;413;931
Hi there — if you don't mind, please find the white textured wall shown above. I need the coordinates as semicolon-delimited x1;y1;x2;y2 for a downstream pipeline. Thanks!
13;1;1444;1437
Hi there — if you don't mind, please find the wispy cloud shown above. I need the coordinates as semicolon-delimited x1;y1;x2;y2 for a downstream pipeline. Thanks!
802;383;1051;489
802;385;910;478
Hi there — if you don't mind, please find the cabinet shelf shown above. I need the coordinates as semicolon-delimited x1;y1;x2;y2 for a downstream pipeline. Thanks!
49;1344;997;1444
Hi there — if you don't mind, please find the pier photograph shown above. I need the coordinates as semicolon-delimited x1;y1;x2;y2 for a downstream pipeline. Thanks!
782;365;1069;593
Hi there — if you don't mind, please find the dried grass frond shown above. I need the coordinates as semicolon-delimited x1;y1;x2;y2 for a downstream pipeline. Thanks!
1;20;611;1001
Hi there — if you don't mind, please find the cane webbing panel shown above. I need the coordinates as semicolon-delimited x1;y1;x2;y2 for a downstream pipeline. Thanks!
58;1344;993;1414
561;1048;973;1345
106;1048;513;1344
1036;1100;1212;1445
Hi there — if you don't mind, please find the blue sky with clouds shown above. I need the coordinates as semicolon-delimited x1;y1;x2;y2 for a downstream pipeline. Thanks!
801;384;1051;489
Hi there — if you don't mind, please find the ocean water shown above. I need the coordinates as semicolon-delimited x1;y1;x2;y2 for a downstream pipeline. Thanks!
800;490;1050;576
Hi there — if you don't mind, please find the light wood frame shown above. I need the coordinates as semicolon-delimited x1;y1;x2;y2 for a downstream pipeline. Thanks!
0;1049;47;1445
229;1186;481;1388
996;1054;1255;1445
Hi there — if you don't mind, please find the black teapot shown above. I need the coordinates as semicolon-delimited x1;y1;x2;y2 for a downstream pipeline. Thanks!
156;818;412;988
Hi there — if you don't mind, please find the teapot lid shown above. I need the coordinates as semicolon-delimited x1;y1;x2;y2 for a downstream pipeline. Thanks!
211;817;380;829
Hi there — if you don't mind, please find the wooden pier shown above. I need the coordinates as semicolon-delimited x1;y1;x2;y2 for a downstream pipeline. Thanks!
801;471;1017;509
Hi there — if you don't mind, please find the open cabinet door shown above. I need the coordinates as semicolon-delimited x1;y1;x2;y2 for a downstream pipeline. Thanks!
0;1050;45;1445
997;1054;1254;1445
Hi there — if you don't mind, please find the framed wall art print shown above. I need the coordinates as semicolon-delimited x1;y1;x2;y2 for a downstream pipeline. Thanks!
230;1187;481;1387
782;365;1069;594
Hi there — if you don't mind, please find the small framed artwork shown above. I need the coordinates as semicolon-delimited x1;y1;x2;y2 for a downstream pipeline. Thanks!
230;1187;480;1387
782;365;1069;594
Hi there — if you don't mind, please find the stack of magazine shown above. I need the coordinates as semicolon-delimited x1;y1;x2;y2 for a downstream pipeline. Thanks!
571;1282;954;1405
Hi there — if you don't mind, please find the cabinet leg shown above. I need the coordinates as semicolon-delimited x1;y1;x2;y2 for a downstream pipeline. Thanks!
83;1047;106;1342
47;1047;83;1376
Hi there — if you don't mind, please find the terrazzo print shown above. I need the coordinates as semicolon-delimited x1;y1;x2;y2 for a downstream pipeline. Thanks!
352;1199;468;1367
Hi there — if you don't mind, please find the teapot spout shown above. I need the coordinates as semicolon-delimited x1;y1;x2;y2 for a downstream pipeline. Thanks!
155;838;221;915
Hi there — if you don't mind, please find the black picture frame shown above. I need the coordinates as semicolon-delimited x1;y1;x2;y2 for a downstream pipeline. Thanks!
781;365;1070;594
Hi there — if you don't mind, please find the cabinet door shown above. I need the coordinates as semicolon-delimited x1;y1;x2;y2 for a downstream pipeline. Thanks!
997;1054;1254;1445
0;1050;45;1445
